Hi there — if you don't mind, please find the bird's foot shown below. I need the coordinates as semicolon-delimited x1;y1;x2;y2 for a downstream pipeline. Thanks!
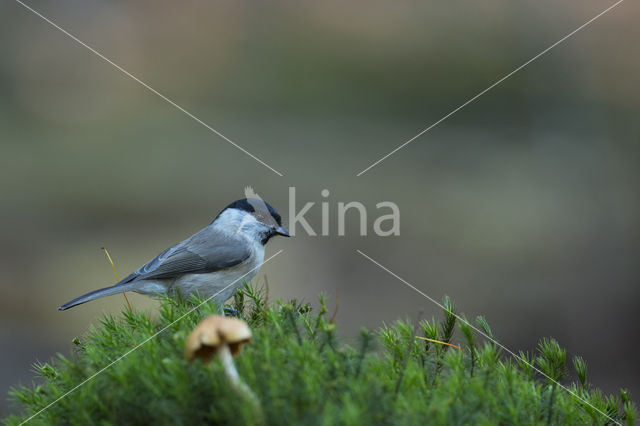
223;307;239;317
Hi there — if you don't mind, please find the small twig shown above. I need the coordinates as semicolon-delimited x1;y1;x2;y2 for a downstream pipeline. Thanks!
416;336;460;350
330;289;340;324
102;247;132;311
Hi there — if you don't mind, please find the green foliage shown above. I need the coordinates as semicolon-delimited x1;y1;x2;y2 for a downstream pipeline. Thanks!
572;356;588;389
5;285;636;425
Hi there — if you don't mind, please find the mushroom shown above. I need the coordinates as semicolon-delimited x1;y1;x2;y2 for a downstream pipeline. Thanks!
185;315;252;363
185;315;260;415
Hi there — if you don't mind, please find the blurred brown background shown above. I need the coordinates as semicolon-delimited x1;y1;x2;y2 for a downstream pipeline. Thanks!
1;0;639;415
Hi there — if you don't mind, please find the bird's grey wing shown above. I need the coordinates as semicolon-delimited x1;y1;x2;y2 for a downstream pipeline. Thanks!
133;235;251;281
114;242;187;285
58;228;251;311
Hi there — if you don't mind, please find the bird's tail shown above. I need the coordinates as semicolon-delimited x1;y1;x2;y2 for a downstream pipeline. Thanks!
58;282;141;311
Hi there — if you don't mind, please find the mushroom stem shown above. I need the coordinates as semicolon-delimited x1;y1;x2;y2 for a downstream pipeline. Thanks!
218;345;262;420
218;345;241;387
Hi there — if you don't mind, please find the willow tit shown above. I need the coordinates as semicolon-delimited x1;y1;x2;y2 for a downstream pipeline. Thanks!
58;198;290;311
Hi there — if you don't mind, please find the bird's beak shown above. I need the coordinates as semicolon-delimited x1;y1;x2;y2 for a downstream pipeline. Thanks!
276;226;291;237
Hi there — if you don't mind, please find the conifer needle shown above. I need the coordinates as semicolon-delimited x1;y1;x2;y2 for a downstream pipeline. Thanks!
102;247;132;311
416;336;460;350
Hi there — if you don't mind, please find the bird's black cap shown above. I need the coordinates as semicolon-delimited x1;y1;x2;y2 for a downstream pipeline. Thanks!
218;198;283;226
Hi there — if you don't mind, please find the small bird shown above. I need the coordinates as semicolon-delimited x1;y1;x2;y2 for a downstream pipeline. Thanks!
58;198;290;311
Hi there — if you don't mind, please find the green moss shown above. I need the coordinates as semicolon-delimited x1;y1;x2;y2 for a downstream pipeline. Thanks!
5;285;637;425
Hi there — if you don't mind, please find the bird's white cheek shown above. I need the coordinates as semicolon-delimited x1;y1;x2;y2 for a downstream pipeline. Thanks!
253;243;265;264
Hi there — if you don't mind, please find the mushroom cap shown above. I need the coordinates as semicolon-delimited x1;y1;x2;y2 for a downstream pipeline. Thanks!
185;315;252;363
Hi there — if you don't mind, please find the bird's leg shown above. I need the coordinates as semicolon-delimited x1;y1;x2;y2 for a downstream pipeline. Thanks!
223;307;239;317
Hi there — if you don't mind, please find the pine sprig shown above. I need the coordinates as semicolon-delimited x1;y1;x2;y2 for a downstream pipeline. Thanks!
5;289;635;426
